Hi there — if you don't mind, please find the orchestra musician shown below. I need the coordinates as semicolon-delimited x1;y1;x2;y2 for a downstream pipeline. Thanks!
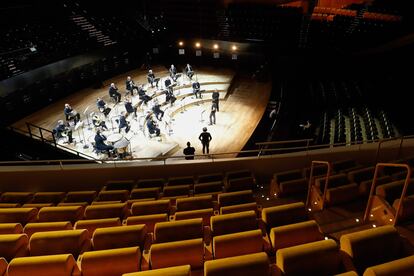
109;83;121;103
212;89;220;112
137;85;151;104
192;81;201;99
94;129;114;155
126;76;138;96
64;103;80;123
147;115;160;137
124;97;137;117
185;63;194;80
165;86;176;106
53;120;73;143
164;77;172;89
147;69;159;88
92;113;108;130
152;99;164;121
96;98;111;117
118;111;130;133
169;64;178;81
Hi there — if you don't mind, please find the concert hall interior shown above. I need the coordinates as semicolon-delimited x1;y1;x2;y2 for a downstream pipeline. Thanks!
1;0;414;275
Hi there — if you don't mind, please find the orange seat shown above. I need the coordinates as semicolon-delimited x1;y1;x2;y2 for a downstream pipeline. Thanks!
38;206;84;223
23;221;72;238
84;203;128;220
0;223;23;234
0;208;38;225
92;225;147;251
74;218;121;238
0;234;29;261
123;265;190;276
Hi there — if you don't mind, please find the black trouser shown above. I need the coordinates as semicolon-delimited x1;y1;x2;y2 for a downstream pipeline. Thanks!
154;110;164;121
194;89;202;99
111;92;121;103
202;141;210;154
150;128;160;136
210;111;216;125
213;100;219;111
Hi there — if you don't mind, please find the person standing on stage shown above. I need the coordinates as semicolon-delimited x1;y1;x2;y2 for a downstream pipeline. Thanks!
109;83;121;103
212;89;219;112
183;142;196;160
199;127;212;154
209;103;217;125
169;64;177;81
126;76;137;96
192;81;201;99
185;63;194;80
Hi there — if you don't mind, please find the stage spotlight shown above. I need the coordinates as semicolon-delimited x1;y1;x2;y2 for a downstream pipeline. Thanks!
195;42;201;48
213;44;219;50
178;41;184;46
231;45;237;51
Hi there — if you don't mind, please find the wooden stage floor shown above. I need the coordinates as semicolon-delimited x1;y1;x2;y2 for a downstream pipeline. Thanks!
11;66;272;161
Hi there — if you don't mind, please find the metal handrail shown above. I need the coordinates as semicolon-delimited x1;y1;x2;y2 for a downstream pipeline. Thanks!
363;163;412;226
255;138;313;146
305;160;332;210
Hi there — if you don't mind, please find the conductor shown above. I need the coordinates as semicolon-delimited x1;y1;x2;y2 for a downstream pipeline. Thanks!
199;127;212;154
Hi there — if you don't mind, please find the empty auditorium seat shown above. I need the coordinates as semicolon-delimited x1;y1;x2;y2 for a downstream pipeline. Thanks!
220;202;259;215
7;254;81;276
150;238;204;270
225;170;254;182
79;246;141;276
136;179;165;189
213;229;263;259
218;190;254;208
92;224;147;251
123;265;190;276
211;211;257;237
225;177;255;192
359;176;392;196
96;190;129;202
0;258;6;276
131;200;171;216
174;208;214;226
277;178;308;197
0;223;23;234
0;208;38;224
105;180;135;191
130;188;160;200
269;220;324;251
154;218;203;243
31;192;66;204
162;185;191;198
0;234;29;261
23;221;72;238
392;195;414;222
198;173;224;184
363;255;414;276
276;239;346;275
58;202;89;207
333;160;360;173
22;203;54;209
347;167;375;184
84;203;128;220
340;225;408;274
29;229;91;258
38;206;84;223
64;191;97;204
167;176;195;186
0;192;33;205
125;214;168;232
176;195;214;212
261;202;307;232
74;218;121;238
0;204;20;208
194;182;224;196
376;180;414;204
204;252;270;276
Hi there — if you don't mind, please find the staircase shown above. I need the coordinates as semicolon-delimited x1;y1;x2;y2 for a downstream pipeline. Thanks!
70;15;117;47
217;9;231;40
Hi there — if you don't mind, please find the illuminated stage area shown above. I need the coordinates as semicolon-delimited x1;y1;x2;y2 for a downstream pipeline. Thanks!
11;66;271;160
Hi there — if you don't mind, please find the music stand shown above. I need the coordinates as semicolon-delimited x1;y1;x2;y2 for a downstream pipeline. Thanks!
75;120;88;149
83;106;92;130
200;110;206;122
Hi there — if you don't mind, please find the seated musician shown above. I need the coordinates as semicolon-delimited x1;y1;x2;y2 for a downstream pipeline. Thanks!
147;115;160;137
53;120;73;143
126;76;138;96
147;69;158;88
164;77;172;89
63;103;80;123
152;99;164;121
94;129;114;155
169;64;178;81
185;63;194;80
118;111;130;133
109;83;121;103
92;113;108;130
192;81;201;99
124;97;137;117
137;85;151;104
96;98;111;117
165;86;176;106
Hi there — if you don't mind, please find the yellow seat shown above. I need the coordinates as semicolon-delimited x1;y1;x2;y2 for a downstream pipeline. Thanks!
29;229;90;258
125;214;168;232
131;200;170;216
91;201;121;205
136;179;165;189
167;176;195;187
0;223;23;234
0;192;33;205
58;202;89;207
261;202;307;232
96;190;129;202
162;185;190;198
211;210;257;237
363;255;414;276
84;203;128;220
79;246;141;276
0;203;20;208
218;190;254;208
31;192;66;204
276;239;343;275
7;254;81;276
74;218;121;238
105;180;135;191
194;182;224;196
23;221;72;238
38;206;84;223
64;191;97;204
176;195;213;212
92;225;147;251
150;238;204;270
154;218;203;243
220;202;258;215
213;229;263;259
0;257;7;276
122;264;190;276
0;208;38;225
204;252;269;276
270;220;324;251
174;208;214;226
22;203;54;209
225;176;255;192
130;188;160;200
0;234;29;261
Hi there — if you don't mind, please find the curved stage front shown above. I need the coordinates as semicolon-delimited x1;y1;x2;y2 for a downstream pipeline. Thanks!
11;65;271;160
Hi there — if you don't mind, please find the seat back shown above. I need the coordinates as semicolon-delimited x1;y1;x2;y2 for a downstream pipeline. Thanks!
64;191;97;204
154;218;203;243
96;190;129;202
38;206;84;223
211;211;257;237
125;214;168;233
363;255;414;276
136;179;165;189
348;167;375;184
92;225;147;251
275;170;303;183
0;257;6;276
176;195;213;212
122;265;190;276
0;208;38;224
105;180;135;191
23;221;72;238
0;223;23;234
130;188;160;200
226;177;255;192
261;202;307;232
0;192;33;205
198;173;223;184
131;200;171;216
162;185;190;198
74;218;121;238
168;176;195;186
0;234;29;261
220;202;258;215
84;203;128;220
218;190;254;208
194;182;224;195
31;192;66;204
213;229;263;259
